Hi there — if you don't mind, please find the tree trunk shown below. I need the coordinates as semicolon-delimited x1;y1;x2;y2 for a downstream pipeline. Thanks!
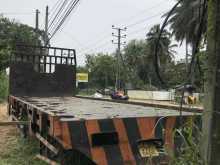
190;43;197;85
185;40;189;72
202;0;220;164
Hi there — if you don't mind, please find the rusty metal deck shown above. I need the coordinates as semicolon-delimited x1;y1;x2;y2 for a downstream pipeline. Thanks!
19;96;200;120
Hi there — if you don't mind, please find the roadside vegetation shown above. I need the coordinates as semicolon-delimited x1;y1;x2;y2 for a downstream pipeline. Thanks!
0;0;218;163
0;136;47;165
0;103;46;165
0;71;8;102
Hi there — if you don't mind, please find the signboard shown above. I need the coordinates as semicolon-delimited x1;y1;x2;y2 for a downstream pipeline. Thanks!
76;73;89;83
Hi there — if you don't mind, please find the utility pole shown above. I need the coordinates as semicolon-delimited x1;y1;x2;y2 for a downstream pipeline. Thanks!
112;25;126;91
45;6;49;46
35;9;40;31
202;0;220;164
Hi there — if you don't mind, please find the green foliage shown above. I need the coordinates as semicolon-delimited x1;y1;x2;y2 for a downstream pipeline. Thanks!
0;16;44;72
85;53;116;88
0;136;47;165
166;0;207;89
169;120;204;165
165;62;187;87
122;24;177;89
167;0;207;46
0;71;8;102
83;23;206;91
0;16;44;100
77;66;88;73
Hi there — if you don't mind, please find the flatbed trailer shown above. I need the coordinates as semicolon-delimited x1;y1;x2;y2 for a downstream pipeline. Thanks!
8;95;201;165
8;45;202;165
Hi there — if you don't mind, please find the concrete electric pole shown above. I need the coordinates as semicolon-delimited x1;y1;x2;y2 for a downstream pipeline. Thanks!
112;25;126;90
45;6;49;46
35;9;40;31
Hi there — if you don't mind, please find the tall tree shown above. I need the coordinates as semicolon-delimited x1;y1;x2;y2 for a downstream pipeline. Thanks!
168;0;207;52
202;0;220;164
123;40;150;88
147;24;176;66
167;0;207;83
147;24;176;62
0;16;44;71
146;24;177;87
85;53;116;88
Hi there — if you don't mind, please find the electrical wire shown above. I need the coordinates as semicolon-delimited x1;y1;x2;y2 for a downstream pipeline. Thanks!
73;3;172;54
77;34;112;53
48;0;69;32
114;0;169;25
62;31;88;49
49;0;65;22
0;12;34;15
78;40;112;55
48;0;81;43
50;0;80;37
127;10;167;28
73;11;168;56
78;9;167;55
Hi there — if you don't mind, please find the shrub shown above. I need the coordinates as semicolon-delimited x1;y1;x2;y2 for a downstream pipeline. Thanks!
0;71;8;102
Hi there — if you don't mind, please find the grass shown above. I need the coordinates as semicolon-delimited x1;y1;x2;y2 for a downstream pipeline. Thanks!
0;136;48;165
77;88;96;96
0;72;8;103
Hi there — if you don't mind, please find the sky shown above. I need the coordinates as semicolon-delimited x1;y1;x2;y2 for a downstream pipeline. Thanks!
0;0;186;66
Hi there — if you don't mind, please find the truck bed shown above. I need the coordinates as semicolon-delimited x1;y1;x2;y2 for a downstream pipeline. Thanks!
18;96;199;120
9;95;202;165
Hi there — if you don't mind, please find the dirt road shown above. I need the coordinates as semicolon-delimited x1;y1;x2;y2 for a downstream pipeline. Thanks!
0;103;17;153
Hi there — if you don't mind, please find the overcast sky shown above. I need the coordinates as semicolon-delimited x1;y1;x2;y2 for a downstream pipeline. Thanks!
1;0;186;65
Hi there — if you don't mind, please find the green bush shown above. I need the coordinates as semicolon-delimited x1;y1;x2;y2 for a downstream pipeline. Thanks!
0;136;47;165
169;119;204;165
0;71;8;102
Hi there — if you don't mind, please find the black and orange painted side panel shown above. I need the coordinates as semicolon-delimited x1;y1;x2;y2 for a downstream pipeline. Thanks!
8;96;200;165
57;116;190;165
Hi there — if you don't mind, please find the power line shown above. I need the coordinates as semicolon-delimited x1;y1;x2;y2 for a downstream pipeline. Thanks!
50;0;80;37
126;21;160;37
77;34;112;52
74;2;170;52
63;31;88;49
75;11;168;54
0;12;34;15
48;0;69;32
114;0;169;25
76;12;164;55
78;40;112;55
48;0;65;22
48;0;81;42
61;3;170;58
127;10;167;28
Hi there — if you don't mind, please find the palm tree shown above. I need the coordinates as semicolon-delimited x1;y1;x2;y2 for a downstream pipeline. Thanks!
167;0;207;66
146;24;177;88
146;24;176;66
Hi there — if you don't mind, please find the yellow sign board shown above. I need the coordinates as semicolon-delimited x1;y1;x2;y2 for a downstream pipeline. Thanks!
76;73;88;82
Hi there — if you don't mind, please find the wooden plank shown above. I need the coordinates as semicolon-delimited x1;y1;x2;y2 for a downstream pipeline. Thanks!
0;121;29;126
35;154;58;165
35;133;59;155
